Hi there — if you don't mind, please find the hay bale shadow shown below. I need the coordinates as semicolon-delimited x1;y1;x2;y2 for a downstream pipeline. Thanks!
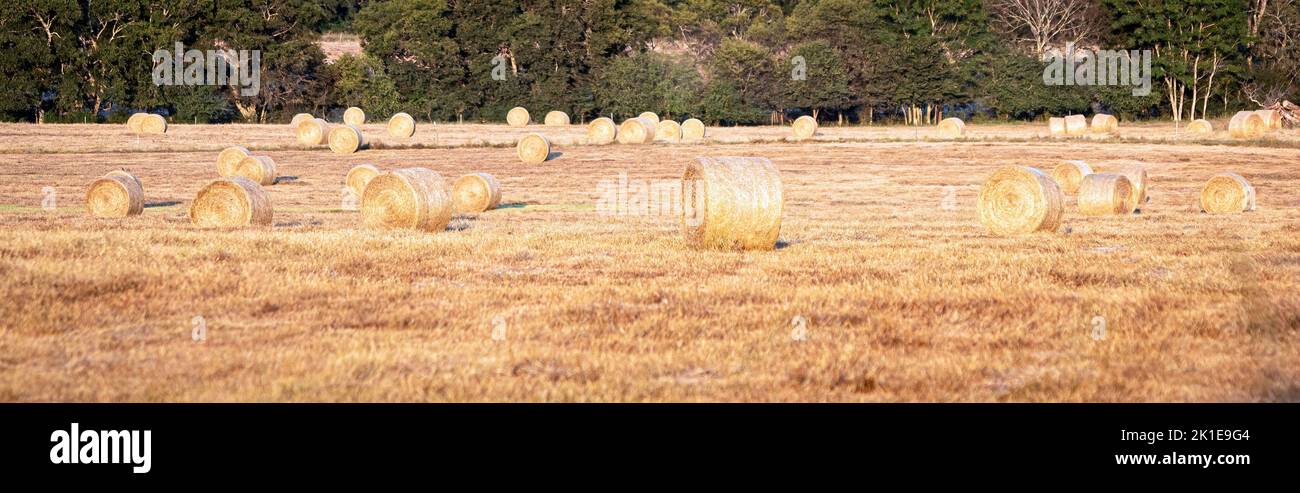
145;200;182;208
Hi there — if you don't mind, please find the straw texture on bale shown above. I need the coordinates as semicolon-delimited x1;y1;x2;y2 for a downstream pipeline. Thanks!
189;177;273;227
1064;114;1087;135
516;133;552;164
1187;119;1214;133
216;146;251;177
657;120;683;142
1114;166;1149;211
638;112;660;124
544;111;570;126
328;124;366;154
387;112;416;138
792;115;818;140
587;117;618;145
682;118;706;139
977;166;1064;236
681;157;783;251
290;113;314;126
360;167;452;232
138;114;167;134
233;155;277;186
1201;172;1256;214
937;117;964;138
1229;111;1265;138
296;118;332;145
346;164;382;198
617;117;657;144
344;106;366;126
507;107;530;127
126;113;144;133
1091;114;1119;133
85;173;144;218
104;169;142;189
1048;117;1066;136
1076;173;1135;216
1050;160;1093;194
1255;109;1282;130
452;172;502;213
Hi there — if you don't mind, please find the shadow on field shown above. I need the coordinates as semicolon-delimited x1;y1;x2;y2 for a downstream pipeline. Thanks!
274;176;299;184
145;201;182;208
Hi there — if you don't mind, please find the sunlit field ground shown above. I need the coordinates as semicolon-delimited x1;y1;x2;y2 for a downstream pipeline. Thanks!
0;121;1297;401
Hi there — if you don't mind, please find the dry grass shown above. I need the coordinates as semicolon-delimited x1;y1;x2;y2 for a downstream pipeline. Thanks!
0;122;1298;402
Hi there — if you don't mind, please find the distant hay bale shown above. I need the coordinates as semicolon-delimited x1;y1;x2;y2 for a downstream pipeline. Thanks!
1091;114;1119;133
344;106;366;126
587;117;617;145
638;112;660;124
657;120;683;142
1187;119;1214;133
1114;165;1149;211
233;155;277;186
516;132;552;164
328;124;366;154
1064;115;1087;135
1201;172;1256;214
140;114;167;134
1048;117;1066;136
507;107;530;127
1077;173;1135;216
792;115;818;140
937;117;964;138
126;113;144;133
1050;160;1094;194
617;117;657;144
544;111;570;126
1255;109;1282;130
346;164;382;198
682;118;706;139
1229;111;1265;138
681;156;783;250
290;113;314;126
387;112;416;138
216;146;251;177
297;118;332;145
360;167;452;232
452;172;502;213
85;172;144;218
190;177;273;228
977;166;1064;236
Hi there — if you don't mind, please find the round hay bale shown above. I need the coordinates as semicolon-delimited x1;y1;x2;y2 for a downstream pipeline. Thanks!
216;146;251;177
792;115;818;140
452;172;502;213
681;157;783;251
328;124;366;154
937;117;965;138
360;167;452;232
232;155;277;186
657;120;683;142
1050;160;1094;194
977;166;1064;236
1255;109;1282;130
344;106;366;126
516;133;551;164
387;112;416;138
190;177;273;228
587;117;617;145
638;112;660;124
1201;172;1256;214
140;114;167;134
85;173;144;218
1064;115;1088;135
682;118;706;139
544;111;570;126
507;107;530;127
1077;173;1136;216
290;113;314;126
1187;119;1214;133
297;118;332;146
126;113;145;133
1229;111;1265;138
1114;166;1149;211
617;117;656;144
1091;114;1119;133
346;164;382;199
1048;117;1066;136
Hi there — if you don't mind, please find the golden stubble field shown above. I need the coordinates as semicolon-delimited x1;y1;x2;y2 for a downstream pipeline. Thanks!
0;122;1297;402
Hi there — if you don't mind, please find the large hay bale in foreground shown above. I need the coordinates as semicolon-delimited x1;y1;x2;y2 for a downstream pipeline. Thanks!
516;133;552;164
1091;114;1119;133
346;164;382;198
657;120;683;142
387;112;416;138
638;112;660;124
360;167;452;232
507;107;530;127
1048;117;1066;136
190;177;273;227
344;106;366;126
792;115;818;140
1187;119;1214;133
617;117;657;144
1064;115;1087;135
1255;109;1282;130
1229;111;1265;138
682;118;706;139
681;157;783;250
452;172;502;213
937;117;964;138
216;146;251;177
85;172;144;218
139;114;167;134
544;111;570;126
1114;165;1149;211
977;166;1064;236
328;124;366;154
1077;173;1135;216
233;155;277;186
1050;160;1093;194
587;117;617;145
297;118;332;145
290;113;314;126
1201;172;1256;214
